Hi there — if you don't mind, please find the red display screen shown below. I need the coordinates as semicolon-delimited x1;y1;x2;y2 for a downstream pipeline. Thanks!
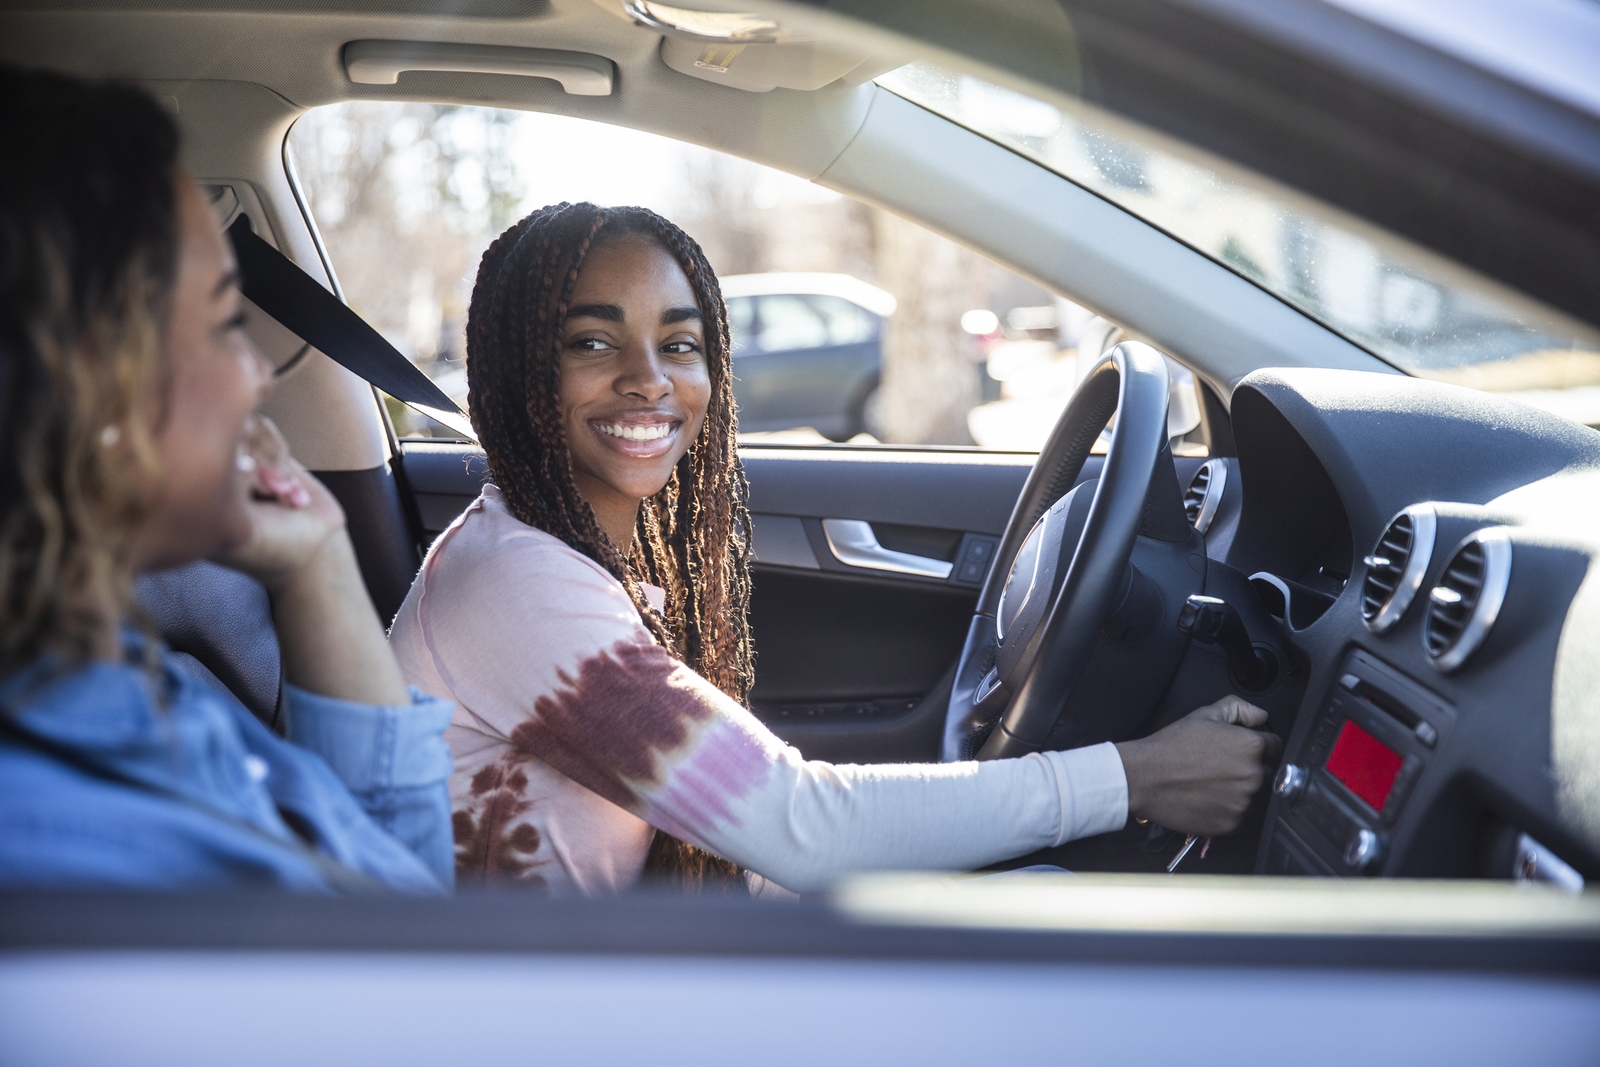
1325;720;1404;812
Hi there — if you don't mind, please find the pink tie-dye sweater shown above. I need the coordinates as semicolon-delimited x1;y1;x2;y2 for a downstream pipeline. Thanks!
389;486;1128;894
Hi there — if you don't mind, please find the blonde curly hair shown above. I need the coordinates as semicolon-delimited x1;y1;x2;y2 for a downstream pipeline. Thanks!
0;66;180;677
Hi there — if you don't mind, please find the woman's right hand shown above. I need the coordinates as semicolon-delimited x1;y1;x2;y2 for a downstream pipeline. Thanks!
1114;696;1283;837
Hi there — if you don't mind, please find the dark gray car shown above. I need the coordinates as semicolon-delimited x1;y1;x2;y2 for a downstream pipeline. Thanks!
723;273;895;441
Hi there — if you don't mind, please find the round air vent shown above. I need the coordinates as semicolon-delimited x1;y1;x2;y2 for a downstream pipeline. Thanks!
1361;504;1437;634
1182;459;1228;533
1423;527;1513;673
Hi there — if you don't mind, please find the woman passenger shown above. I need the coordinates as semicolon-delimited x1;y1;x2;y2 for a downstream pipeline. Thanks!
390;202;1279;894
0;66;454;892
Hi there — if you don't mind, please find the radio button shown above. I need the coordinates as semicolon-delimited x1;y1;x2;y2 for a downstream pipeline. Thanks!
1274;763;1308;801
1345;828;1383;872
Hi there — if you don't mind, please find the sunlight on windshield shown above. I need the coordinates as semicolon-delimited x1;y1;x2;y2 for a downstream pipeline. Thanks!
878;63;1600;427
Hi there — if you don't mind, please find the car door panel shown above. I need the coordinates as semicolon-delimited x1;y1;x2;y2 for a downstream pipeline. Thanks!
400;442;490;539
742;447;1089;760
742;447;1038;533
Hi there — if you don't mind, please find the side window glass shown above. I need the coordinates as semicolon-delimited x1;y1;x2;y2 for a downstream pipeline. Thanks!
755;295;831;353
810;296;878;346
289;101;1201;452
726;296;756;356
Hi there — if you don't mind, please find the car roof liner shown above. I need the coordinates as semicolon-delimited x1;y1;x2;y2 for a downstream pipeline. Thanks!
0;0;551;13
817;0;1600;332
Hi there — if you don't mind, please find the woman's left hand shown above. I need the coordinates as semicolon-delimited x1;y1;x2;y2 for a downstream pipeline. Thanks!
213;414;347;592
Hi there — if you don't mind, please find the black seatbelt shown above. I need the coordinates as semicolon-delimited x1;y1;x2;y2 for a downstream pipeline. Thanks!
226;215;476;440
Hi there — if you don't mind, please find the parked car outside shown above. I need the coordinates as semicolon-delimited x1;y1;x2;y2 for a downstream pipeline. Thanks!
721;272;895;441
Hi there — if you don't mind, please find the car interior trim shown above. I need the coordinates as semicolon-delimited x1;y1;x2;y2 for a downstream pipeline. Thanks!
1363;503;1439;636
1425;525;1514;674
342;40;616;94
748;514;820;570
4;882;1598;971
821;519;954;580
1184;457;1227;534
820;89;1392;389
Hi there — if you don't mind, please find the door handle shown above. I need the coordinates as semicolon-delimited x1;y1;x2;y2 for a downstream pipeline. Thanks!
344;41;616;96
821;519;953;580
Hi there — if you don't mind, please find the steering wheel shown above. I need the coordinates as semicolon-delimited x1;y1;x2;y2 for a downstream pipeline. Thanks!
942;342;1173;762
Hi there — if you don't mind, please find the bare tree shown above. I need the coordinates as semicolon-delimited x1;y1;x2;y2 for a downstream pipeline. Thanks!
290;102;528;434
674;153;766;275
873;212;990;445
290;103;522;365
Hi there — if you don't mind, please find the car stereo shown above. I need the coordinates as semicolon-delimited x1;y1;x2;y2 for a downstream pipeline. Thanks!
1264;650;1455;876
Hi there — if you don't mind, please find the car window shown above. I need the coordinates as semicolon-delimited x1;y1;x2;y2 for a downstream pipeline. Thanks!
755;295;831;352
287;101;1202;451
726;295;756;356
812;296;878;346
877;63;1600;429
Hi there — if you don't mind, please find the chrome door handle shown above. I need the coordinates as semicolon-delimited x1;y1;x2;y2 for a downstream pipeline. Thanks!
820;519;953;580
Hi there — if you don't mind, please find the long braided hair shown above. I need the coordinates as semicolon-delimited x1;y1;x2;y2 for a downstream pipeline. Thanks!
466;203;754;891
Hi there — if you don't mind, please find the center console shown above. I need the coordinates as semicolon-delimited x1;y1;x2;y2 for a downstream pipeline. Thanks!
1263;650;1455;876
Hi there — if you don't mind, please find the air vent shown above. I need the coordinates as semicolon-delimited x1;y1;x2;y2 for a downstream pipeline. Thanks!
1182;459;1227;533
1424;527;1513;673
1361;504;1437;635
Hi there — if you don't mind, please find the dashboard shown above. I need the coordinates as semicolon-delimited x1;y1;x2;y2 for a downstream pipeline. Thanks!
1205;368;1600;886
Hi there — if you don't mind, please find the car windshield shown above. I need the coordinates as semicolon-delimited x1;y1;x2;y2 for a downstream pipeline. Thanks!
877;63;1600;426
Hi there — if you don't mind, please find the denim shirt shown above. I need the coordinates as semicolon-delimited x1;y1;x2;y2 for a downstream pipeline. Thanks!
0;636;455;893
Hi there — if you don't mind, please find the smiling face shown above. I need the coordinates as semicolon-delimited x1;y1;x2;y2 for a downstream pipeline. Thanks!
557;234;712;547
129;172;273;571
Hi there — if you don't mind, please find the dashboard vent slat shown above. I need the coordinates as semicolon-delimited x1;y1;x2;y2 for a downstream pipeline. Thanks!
1423;528;1513;673
1183;459;1227;534
1362;505;1436;635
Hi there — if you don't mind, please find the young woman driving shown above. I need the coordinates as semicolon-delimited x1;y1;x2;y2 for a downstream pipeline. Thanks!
390;202;1279;894
0;67;454;892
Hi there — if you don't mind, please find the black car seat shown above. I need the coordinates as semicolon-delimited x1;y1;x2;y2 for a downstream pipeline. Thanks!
134;561;285;733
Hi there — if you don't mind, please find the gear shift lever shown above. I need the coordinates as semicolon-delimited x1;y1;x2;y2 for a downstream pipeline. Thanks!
1177;594;1278;691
